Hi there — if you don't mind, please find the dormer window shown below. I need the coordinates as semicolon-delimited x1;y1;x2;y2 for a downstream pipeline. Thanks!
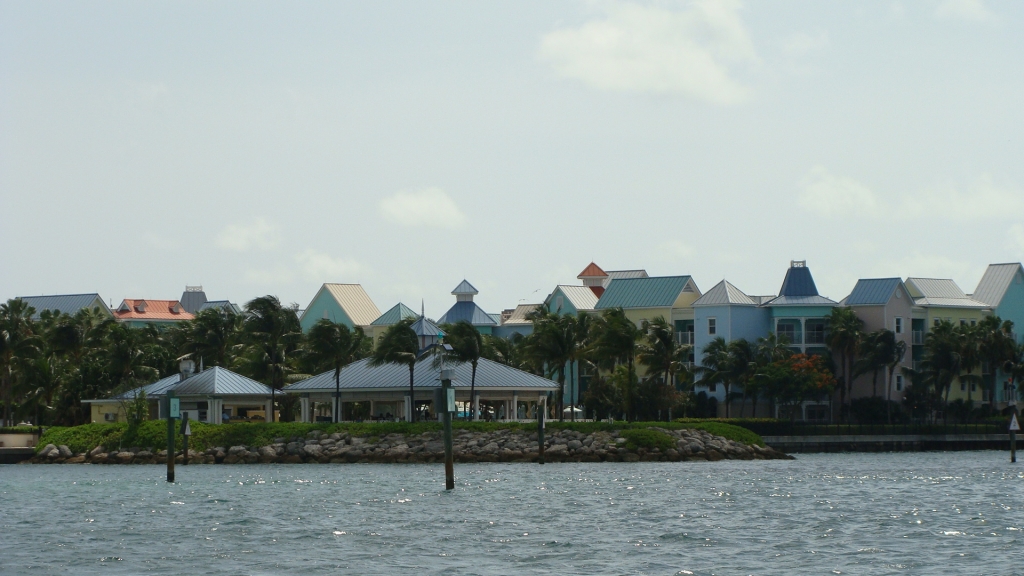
134;301;147;313
118;302;131;313
171;303;182;314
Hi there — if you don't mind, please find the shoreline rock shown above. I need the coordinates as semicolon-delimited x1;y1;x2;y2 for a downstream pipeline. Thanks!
26;428;792;465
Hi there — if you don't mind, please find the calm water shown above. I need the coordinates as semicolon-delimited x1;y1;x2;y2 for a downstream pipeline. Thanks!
1;452;1022;575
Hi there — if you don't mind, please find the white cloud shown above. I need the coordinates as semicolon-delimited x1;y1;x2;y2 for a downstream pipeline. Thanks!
538;1;757;105
295;249;366;282
215;217;281;252
935;0;997;23
379;187;467;229
799;166;879;217
782;31;829;55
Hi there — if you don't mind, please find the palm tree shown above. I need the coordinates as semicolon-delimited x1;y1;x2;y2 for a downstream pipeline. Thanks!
754;334;793;418
306;319;366;422
920;320;962;411
523;311;573;420
697;337;731;417
435;321;483;420
727;339;757;418
876;329;907;424
566;312;592;422
589;308;640;420
978;316;1015;404
104;323;161;391
826;307;863;419
174;308;242;368
0;299;42;425
638;316;690;393
236;296;302;422
953;323;983;407
854;330;889;400
370;318;419;421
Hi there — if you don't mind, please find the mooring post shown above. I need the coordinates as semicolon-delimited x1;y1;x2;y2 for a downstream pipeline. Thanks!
181;412;190;466
166;391;178;483
1009;403;1019;464
441;370;455;490
538;395;546;465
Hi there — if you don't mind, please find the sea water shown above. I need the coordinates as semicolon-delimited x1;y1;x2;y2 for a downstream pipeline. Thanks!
1;452;1022;575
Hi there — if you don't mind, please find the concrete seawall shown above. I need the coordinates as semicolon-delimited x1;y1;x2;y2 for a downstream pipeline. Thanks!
764;434;1012;453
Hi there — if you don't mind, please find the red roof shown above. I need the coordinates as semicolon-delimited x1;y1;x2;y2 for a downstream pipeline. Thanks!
114;299;195;321
577;262;608;278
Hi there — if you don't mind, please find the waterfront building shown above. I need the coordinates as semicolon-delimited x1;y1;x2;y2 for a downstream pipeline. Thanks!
594;274;701;335
113;298;194;328
493;303;540;338
299;283;380;333
286;356;560;422
765;261;837;356
971;262;1024;405
842;278;916;401
437;280;497;335
84;364;277;424
15;293;113;320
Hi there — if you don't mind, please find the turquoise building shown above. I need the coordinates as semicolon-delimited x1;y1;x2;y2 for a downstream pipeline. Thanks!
972;262;1024;405
765;261;837;356
299;283;381;333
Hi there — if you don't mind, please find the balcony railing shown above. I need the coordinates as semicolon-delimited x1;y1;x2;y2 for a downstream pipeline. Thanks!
805;330;826;344
777;330;800;344
912;330;925;345
676;332;694;345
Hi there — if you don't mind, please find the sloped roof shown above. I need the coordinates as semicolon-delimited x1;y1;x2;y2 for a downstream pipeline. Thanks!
692;280;757;307
548;285;600;312
595;276;694;309
845;278;904;306
767;295;837;306
411;316;445;337
16;294;112;320
503;303;541;325
438;301;497;325
577;262;608;278
911;296;990;309
114;299;194;321
905;278;969;299
972;263;1024;308
306;284;380;326
604;269;648;287
286;357;559;392
372;303;419;326
179;287;207;314
200;300;242;314
779;264;820;297
451;280;479;295
105;367;273;399
107;374;181;400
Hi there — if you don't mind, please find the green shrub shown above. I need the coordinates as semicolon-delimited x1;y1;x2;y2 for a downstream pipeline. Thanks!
620;428;675;452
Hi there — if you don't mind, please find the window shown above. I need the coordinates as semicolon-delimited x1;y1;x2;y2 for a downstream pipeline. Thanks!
896;375;903;391
895;317;903;334
961;381;966;391
960;319;967;326
322;309;329;319
934;318;941;327
970;319;977;327
709;383;717;393
708;318;717;335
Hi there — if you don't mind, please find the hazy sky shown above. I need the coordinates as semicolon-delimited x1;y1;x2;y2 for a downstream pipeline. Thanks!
2;1;1022;318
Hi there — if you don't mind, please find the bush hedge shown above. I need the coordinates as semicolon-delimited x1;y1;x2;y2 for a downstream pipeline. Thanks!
37;419;766;454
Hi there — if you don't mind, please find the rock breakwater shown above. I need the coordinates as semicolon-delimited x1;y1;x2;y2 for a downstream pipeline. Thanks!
28;427;790;465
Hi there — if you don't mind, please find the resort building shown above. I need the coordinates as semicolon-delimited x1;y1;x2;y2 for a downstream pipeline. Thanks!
545;285;600;315
368;302;419;343
15;293;113;320
113;299;194;328
299;283;380;333
84;363;277;424
594;274;701;337
179;285;242;315
493;303;541;338
285;357;560;422
972;262;1024;405
765;261;837;356
437;280;498;334
842;278;916;401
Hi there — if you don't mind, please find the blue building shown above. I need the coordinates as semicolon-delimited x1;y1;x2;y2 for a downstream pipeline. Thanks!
972;262;1024;406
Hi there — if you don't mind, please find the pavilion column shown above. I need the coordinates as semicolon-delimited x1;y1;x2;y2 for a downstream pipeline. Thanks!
332;397;339;422
404;396;411;422
300;395;310;423
370;400;376;419
209;398;221;424
473;394;480;421
512;392;519;421
265;399;273;423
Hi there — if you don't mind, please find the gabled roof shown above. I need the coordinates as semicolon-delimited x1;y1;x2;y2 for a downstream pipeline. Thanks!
15;293;112;320
301;283;381;326
595;276;695;310
547;285;600;312
766;295;837;306
411;316;444;337
779;262;820;297
199;300;242;314
972;263;1024;308
437;301;497;325
577;262;608;278
451;280;479;295
844;278;905;306
372;303;419;326
905;278;990;309
502;303;541;325
106;367;273;399
286;357;559;392
114;299;194;321
692;280;757;307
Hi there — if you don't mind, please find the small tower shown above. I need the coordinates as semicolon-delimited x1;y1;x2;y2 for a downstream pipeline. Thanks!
451;280;479;303
578;262;609;297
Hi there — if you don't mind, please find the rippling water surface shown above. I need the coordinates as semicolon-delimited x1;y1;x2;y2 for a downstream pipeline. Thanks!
2;452;1022;575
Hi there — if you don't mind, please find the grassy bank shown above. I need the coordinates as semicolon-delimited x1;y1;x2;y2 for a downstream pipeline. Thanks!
37;420;764;454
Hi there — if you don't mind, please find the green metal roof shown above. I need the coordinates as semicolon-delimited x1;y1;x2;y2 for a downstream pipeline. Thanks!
371;302;419;326
595;276;694;309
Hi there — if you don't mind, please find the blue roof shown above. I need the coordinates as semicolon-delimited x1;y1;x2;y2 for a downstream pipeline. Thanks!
451;280;479;295
372;303;419;326
595;276;694;309
779;264;820;297
16;294;111;320
199;300;242;314
438;301;497;325
411;316;445;337
845;278;903;306
286;357;559;392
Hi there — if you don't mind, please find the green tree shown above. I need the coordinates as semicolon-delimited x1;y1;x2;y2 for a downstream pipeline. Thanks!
435;320;483;420
918;320;962;412
854;330;889;400
369;317;420;421
0;299;42;425
826;307;864;419
589;308;640;420
638;316;690;394
235;296;302;422
173;308;242;368
523;311;574;420
978;316;1015;404
305;319;366;422
953;323;983;407
696;337;731;417
876;329;907;424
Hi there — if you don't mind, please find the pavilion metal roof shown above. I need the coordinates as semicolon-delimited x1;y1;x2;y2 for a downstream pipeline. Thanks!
286;357;559;392
105;367;274;400
595;276;694;309
779;264;820;297
411;315;445;337
972;263;1024;308
766;295;838;307
16;294;112;320
438;302;497;325
503;303;541;325
905;278;969;299
199;300;242;314
692;280;756;307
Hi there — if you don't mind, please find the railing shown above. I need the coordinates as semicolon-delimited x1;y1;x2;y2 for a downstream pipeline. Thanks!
805;330;826;344
776;330;800;344
676;332;694;345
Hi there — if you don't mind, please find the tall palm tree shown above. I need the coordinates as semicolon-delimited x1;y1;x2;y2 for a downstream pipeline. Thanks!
370;317;419;421
697;337;731;417
978;316;1015;404
523;311;573;420
954;323;982;406
589;308;640;420
306;319;365;422
435;321;483;420
920;320;962;410
566;312;592;422
727;339;757;418
854;330;889;400
0;299;42;425
754;334;794;418
826;307;863;419
638;316;690;393
876;329;907;424
174;308;242;368
236;296;302;422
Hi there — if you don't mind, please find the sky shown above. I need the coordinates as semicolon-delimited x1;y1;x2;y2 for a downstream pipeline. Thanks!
2;0;1022;319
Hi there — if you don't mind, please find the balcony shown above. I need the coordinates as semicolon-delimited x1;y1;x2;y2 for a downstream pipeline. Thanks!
805;329;826;345
676;332;694;346
776;330;800;345
912;330;925;345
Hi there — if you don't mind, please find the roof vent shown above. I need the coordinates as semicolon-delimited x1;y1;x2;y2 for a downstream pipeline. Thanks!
185;285;204;292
